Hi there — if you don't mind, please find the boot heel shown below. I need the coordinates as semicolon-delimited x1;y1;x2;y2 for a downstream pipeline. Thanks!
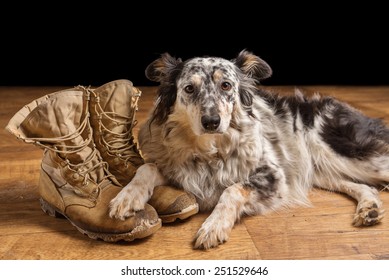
39;198;64;218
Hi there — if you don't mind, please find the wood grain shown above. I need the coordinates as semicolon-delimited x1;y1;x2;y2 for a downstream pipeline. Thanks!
1;85;389;260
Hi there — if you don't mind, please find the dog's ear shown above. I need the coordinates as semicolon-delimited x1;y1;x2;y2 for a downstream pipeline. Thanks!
145;53;182;82
233;49;272;82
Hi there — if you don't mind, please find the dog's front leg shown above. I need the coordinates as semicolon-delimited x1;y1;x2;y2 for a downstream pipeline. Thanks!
194;183;251;249
194;163;287;249
109;163;168;220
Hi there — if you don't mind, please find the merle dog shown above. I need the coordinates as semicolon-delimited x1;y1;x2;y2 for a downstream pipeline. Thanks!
109;50;389;249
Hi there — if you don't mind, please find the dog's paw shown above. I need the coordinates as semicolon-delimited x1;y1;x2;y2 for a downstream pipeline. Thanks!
353;201;385;226
193;218;232;250
108;188;148;220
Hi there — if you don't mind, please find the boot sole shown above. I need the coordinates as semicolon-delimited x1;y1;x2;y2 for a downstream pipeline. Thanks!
40;198;162;242
159;203;199;223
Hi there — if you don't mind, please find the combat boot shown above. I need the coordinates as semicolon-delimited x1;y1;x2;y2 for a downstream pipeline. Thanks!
6;88;161;242
88;79;199;222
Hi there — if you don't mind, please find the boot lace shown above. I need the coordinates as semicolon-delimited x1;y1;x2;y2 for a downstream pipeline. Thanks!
27;110;116;186
92;88;143;167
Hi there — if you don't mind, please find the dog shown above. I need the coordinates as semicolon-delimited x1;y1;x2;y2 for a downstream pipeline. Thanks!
109;49;389;249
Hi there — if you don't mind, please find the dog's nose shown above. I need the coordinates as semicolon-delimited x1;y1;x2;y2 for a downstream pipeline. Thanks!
201;114;221;131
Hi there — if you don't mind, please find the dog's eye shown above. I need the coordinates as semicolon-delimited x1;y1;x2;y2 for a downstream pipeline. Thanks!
184;85;195;94
221;82;232;91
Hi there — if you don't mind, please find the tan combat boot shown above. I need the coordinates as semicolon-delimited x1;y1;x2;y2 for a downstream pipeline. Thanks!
6;88;161;242
88;79;199;223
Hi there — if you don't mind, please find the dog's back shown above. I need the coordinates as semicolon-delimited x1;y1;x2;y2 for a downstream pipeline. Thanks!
255;88;389;195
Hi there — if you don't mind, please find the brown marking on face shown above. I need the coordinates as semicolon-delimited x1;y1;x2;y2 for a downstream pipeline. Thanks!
213;69;224;83
191;74;202;87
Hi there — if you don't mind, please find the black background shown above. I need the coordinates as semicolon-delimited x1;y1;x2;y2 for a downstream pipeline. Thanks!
1;5;388;87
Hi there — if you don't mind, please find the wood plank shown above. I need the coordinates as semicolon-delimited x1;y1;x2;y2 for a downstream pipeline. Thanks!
0;203;260;259
244;189;389;260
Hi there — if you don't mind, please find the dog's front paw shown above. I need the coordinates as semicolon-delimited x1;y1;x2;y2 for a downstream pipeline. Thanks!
109;188;148;220
353;201;385;226
193;217;232;250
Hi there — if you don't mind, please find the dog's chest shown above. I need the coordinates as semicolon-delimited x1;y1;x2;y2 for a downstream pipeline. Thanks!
140;120;264;207
163;132;262;189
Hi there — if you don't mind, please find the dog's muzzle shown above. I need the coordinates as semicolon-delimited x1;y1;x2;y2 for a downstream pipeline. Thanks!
201;114;221;132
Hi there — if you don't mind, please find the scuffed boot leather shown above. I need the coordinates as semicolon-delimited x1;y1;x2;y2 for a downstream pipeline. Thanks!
6;89;161;242
89;79;199;222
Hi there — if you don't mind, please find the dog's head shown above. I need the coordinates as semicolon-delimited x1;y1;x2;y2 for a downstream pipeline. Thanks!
145;50;272;135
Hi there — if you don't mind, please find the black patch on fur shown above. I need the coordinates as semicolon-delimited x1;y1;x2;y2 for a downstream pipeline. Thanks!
150;65;184;125
321;101;389;159
239;88;256;118
187;86;201;105
298;100;315;127
259;90;334;131
244;166;277;199
179;96;188;106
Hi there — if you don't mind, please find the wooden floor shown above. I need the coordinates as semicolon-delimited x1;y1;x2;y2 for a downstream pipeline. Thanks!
1;85;389;260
